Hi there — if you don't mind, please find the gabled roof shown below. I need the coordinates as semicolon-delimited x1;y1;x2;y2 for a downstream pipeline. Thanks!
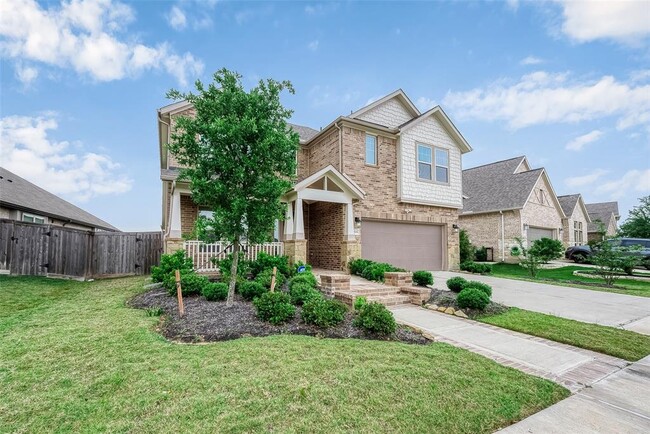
461;156;563;215
349;89;420;120
290;165;366;200
398;106;473;154
586;202;620;232
288;123;319;142
557;194;592;223
0;167;118;231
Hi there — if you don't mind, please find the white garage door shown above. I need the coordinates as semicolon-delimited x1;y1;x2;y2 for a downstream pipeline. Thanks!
528;227;555;246
361;221;444;271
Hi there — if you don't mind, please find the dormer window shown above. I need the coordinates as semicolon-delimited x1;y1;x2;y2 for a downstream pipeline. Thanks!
365;134;377;166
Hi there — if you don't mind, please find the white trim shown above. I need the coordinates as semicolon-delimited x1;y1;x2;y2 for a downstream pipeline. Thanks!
398;106;473;154
513;156;531;174
158;100;192;115
365;133;378;166
399;197;462;209
22;212;46;224
349;89;420;120
300;189;352;204
291;165;365;199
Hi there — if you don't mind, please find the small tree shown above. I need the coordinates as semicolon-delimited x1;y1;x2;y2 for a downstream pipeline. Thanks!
528;237;564;264
619;196;650;239
167;69;299;306
591;241;643;284
512;237;544;278
459;229;475;263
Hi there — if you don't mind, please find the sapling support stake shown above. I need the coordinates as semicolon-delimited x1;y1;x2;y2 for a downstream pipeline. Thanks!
175;269;185;317
270;266;277;292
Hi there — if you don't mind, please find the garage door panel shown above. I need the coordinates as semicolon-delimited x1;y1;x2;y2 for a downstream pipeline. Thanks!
361;221;443;271
528;227;555;246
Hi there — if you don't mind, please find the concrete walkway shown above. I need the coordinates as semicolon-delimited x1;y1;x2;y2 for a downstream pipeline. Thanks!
432;271;650;335
390;306;627;393
500;355;650;433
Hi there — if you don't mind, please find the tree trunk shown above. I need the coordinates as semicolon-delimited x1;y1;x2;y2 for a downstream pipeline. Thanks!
227;241;240;307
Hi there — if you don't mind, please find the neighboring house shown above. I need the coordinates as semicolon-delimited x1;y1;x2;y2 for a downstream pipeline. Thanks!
585;201;620;242
158;89;473;271
459;156;566;262
0;167;118;232
557;194;591;247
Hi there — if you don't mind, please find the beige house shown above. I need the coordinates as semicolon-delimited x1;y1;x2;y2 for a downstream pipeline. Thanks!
158;89;473;271
586;202;620;242
0;166;118;232
557;194;591;247
459;156;566;262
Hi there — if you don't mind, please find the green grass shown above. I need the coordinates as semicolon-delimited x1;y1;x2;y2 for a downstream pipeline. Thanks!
0;275;568;433
478;308;650;362
491;263;650;298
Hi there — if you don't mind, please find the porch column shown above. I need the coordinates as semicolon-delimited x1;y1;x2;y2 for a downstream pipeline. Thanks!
169;187;182;239
284;201;294;240
294;196;305;240
344;201;355;241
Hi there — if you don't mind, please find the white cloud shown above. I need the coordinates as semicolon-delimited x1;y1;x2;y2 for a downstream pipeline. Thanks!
443;71;650;131
565;130;603;151
0;114;132;201
0;0;204;86
167;6;187;30
15;63;38;86
557;0;650;44
565;169;608;189
307;40;319;51
595;169;650;199
506;0;519;12
305;3;339;16
416;97;436;111
520;55;543;65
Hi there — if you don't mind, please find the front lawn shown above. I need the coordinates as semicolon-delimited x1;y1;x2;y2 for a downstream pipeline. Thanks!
0;276;568;433
478;308;650;362
491;263;650;297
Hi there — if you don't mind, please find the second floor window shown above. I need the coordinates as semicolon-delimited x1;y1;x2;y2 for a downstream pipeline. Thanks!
365;134;377;165
417;144;449;183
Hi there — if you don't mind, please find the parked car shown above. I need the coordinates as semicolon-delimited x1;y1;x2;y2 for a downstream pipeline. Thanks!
565;238;650;269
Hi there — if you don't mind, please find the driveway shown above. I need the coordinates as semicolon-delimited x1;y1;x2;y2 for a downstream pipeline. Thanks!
500;355;650;433
432;271;650;335
390;306;626;392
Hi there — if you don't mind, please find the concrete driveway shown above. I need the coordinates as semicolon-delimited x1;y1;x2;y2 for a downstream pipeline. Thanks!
432;271;650;335
500;355;650;433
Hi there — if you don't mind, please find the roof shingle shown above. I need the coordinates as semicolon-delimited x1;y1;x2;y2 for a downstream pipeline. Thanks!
586;202;619;232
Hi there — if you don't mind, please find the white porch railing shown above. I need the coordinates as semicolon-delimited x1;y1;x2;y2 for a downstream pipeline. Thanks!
184;240;284;272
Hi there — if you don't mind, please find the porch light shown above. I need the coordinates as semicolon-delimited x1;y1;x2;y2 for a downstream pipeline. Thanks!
354;217;361;228
452;224;459;233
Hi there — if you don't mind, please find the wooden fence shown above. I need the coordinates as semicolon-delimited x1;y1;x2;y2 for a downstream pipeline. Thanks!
0;219;163;279
184;240;284;272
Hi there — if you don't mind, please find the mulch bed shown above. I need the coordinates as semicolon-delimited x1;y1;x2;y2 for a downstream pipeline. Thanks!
427;289;508;319
130;288;429;345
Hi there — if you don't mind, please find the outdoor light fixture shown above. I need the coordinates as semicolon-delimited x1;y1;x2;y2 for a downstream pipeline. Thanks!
452;224;459;233
523;224;529;231
354;217;361;228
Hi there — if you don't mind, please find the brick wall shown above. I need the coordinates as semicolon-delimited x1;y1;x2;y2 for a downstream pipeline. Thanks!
562;202;589;246
180;194;199;236
303;128;340;180
307;202;344;269
459;210;522;262
520;175;563;246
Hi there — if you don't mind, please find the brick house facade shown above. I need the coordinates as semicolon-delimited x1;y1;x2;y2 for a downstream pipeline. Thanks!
158;90;472;271
558;194;591;247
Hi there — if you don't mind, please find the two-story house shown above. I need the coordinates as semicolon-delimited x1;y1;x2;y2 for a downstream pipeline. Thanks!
158;89;472;271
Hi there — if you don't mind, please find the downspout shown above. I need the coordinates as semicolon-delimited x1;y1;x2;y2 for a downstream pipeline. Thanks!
164;180;176;238
499;210;505;262
335;121;343;172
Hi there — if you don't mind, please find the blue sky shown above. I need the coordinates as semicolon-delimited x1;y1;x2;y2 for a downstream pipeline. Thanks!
1;0;649;231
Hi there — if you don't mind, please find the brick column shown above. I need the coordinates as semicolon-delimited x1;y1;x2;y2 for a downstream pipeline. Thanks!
319;274;350;296
384;272;412;287
340;239;360;272
284;239;307;265
165;238;184;254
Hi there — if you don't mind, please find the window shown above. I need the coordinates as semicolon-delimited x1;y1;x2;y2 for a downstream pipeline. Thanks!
365;134;377;165
573;221;583;244
417;144;449;183
22;213;45;224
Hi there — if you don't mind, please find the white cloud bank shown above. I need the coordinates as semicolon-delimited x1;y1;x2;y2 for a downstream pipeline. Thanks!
565;169;608;189
557;0;650;44
595;169;650;200
443;71;650;130
0;114;132;201
0;0;204;86
520;55;543;65
565;130;603;151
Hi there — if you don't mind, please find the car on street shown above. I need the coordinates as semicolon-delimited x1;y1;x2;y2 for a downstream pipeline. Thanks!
565;238;650;269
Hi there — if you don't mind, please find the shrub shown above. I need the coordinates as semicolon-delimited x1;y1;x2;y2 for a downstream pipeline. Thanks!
239;281;268;301
462;281;492;297
353;302;397;335
446;276;468;293
460;261;492;274
349;258;373;276
217;252;250;280
202;282;228;301
412;270;433;286
474;246;488;262
290;282;322;305
163;272;209;296
301;298;348;328
353;296;368;311
289;272;318;289
361;262;395;282
253;292;296;325
255;268;286;289
459;229;476;264
457;287;490;310
151;250;193;283
249;252;290;278
529;238;564;263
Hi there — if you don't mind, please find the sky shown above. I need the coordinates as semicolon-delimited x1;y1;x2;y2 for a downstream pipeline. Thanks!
1;0;649;231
